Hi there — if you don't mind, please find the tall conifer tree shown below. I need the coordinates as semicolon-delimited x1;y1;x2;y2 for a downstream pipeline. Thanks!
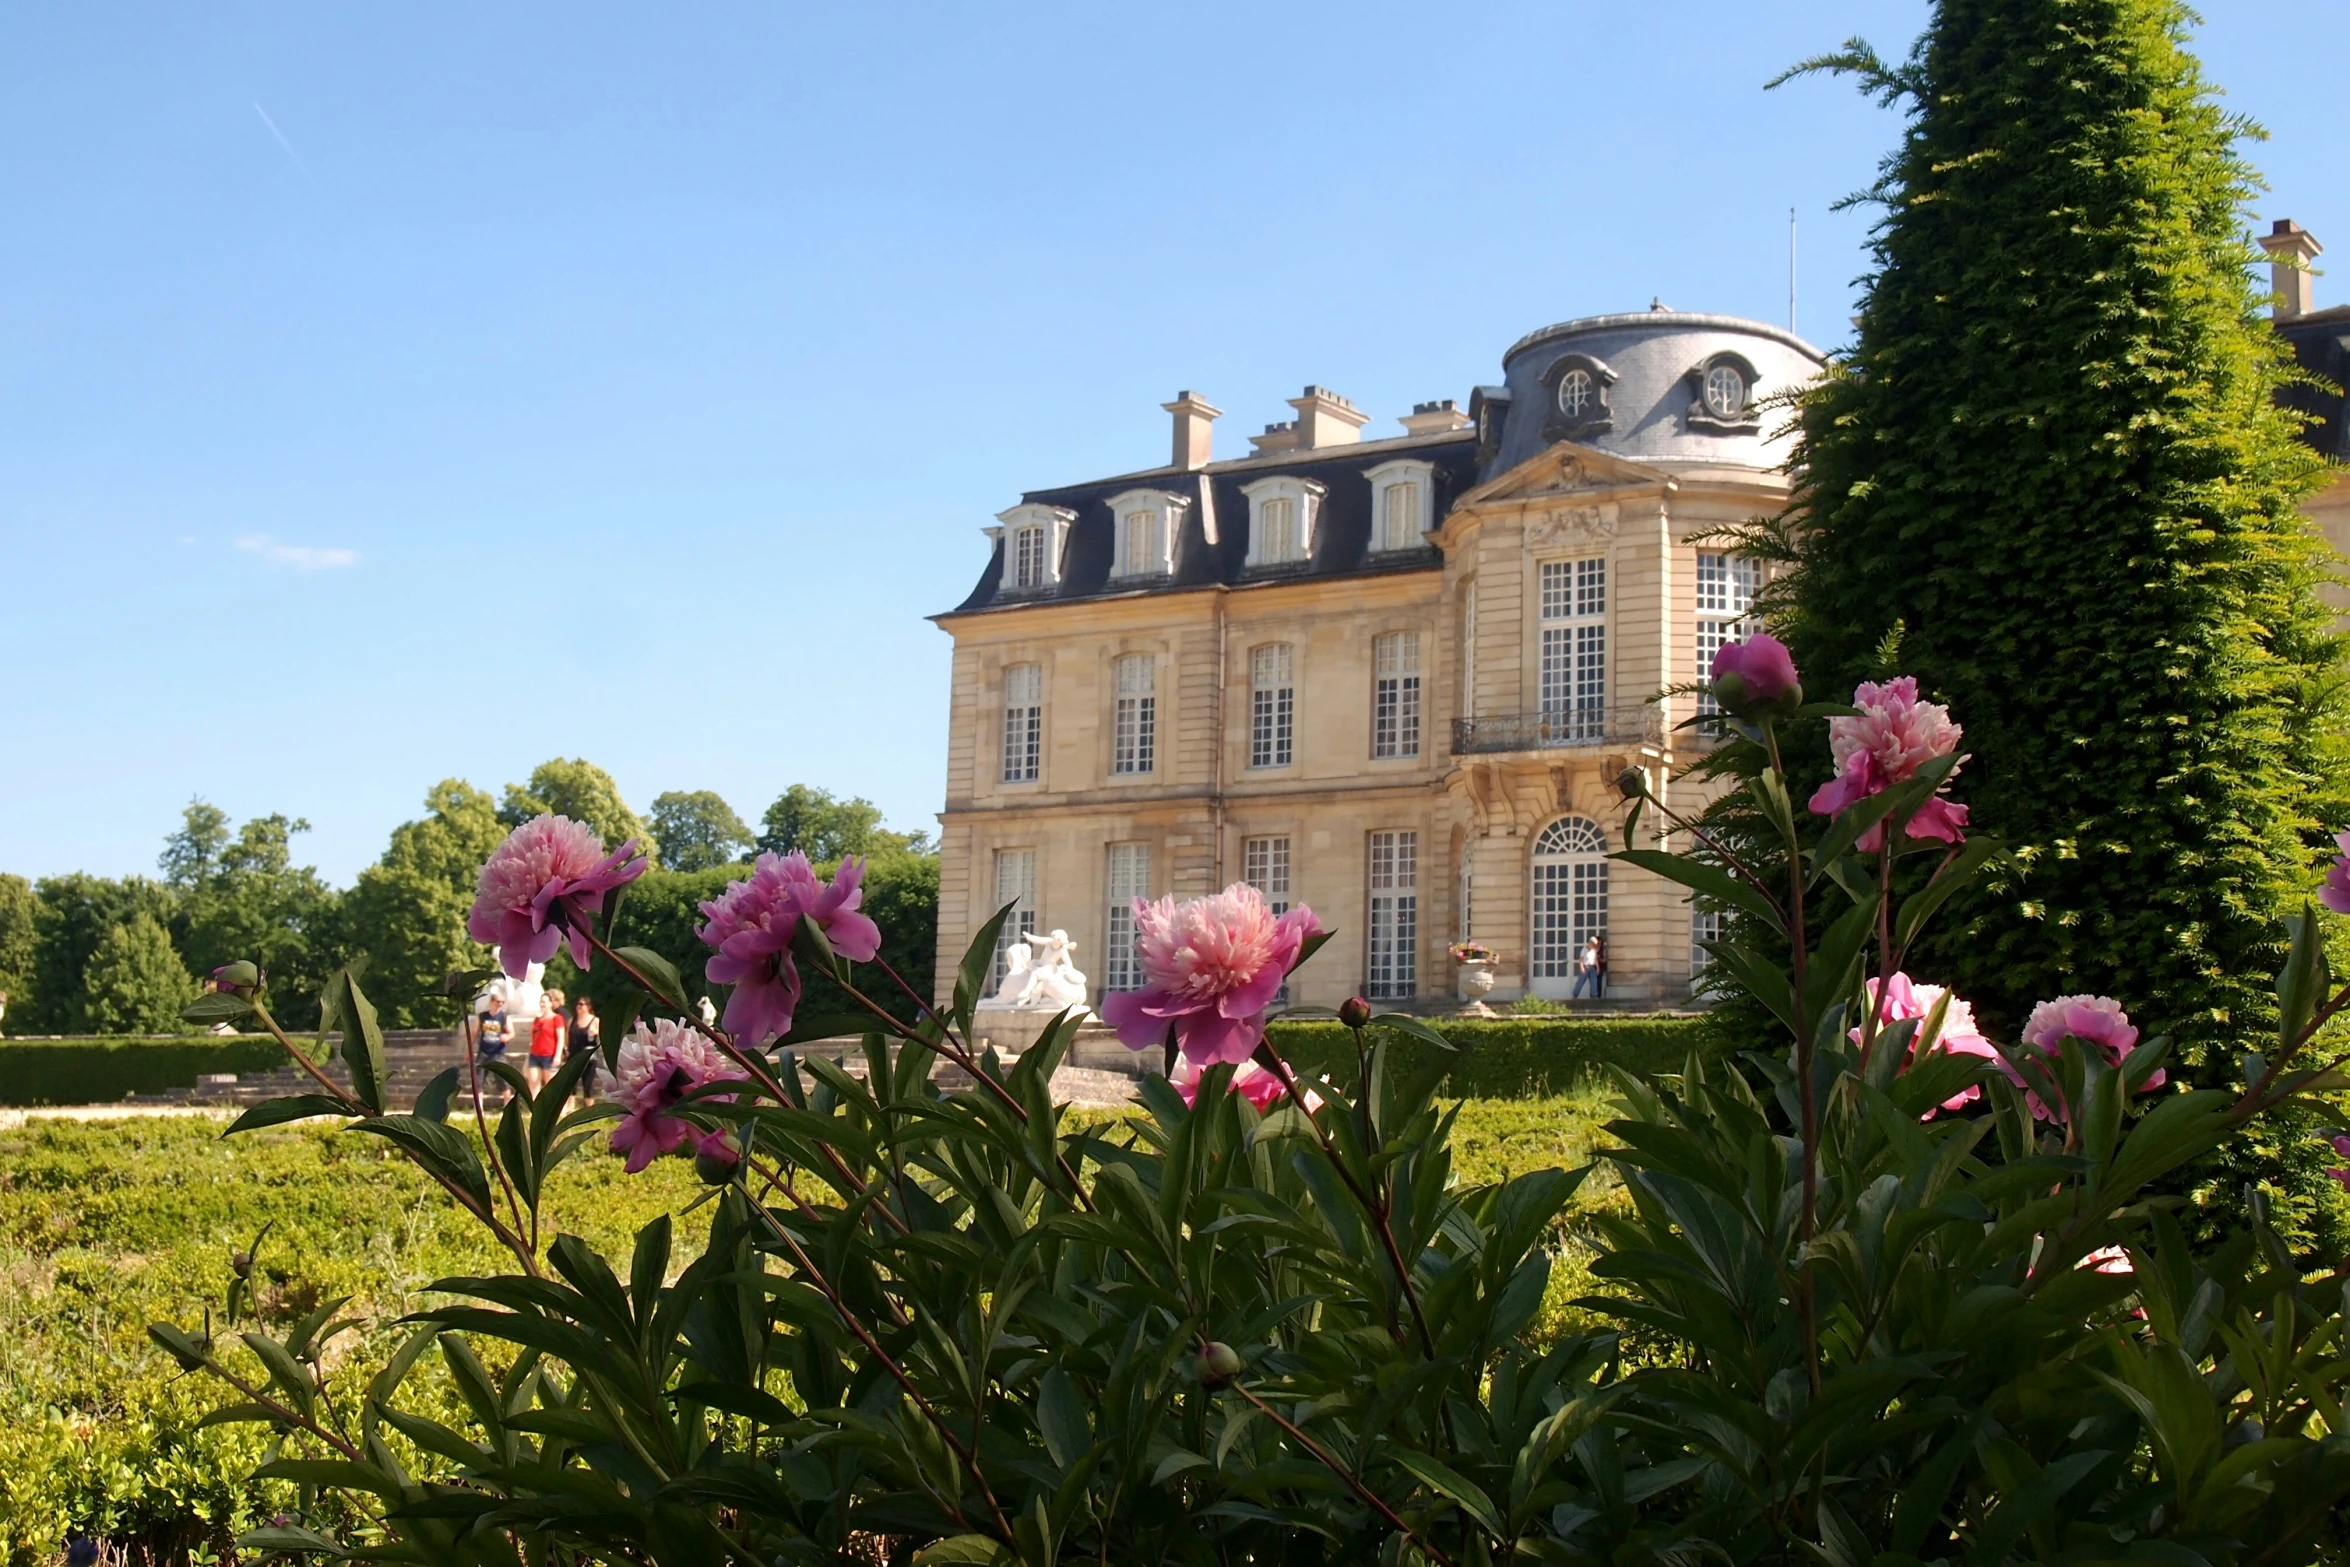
1774;3;2347;1226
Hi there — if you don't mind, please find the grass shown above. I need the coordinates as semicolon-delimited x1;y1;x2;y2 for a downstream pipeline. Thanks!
0;1088;1625;1564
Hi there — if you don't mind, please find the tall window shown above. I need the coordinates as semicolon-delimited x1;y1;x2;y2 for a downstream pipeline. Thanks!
1367;830;1418;999
1112;654;1156;775
1380;481;1421;551
1529;817;1608;996
1102;843;1151;993
1249;644;1294;769
1459;583;1477;719
1691;907;1723;982
1258;497;1300;564
1696;553;1761;715
1372;632;1422;760
1011;525;1048;589
1539;558;1606;740
991;849;1036;986
1117;510;1165;577
1457;856;1474;944
1001;664;1041;783
1246;835;1294;1005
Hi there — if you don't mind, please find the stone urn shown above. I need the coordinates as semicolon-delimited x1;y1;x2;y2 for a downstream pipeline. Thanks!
1456;960;1499;1018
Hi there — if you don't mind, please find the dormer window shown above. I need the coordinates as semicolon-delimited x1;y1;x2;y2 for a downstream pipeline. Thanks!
990;503;1075;592
1105;489;1187;579
1684;351;1763;433
1364;459;1437;552
1539;353;1618;441
1240;476;1326;568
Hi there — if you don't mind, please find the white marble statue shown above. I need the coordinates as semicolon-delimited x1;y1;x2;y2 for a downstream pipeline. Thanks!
481;962;548;1024
981;929;1091;1014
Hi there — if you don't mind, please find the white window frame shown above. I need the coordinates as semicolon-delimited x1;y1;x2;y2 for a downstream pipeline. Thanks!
1538;557;1607;741
1102;843;1151;994
1249;643;1295;770
1240;476;1327;568
1105;489;1187;579
1001;663;1042;784
991;848;1037;987
1528;816;1609;999
1364;459;1436;553
1245;834;1295;1006
1372;631;1422;760
1691;906;1723;983
1696;553;1762;716
1367;830;1419;1000
989;504;1075;592
1112;653;1157;776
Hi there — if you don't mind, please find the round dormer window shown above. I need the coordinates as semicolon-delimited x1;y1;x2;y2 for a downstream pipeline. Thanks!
1557;368;1594;419
1702;363;1748;420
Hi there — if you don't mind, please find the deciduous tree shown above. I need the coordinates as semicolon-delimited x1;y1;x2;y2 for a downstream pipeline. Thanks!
83;912;196;1034
340;781;506;1027
648;789;752;872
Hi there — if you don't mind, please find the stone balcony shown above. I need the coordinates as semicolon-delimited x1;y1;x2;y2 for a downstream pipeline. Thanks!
1450;704;1665;756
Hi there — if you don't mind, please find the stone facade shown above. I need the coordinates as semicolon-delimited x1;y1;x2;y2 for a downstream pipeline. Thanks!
931;307;1827;1012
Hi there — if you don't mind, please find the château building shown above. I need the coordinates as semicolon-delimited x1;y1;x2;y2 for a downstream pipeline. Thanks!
929;306;1824;1011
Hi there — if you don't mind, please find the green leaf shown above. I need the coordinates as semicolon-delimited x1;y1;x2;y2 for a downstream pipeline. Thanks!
2276;903;2330;1054
181;990;255;1024
1036;1365;1092;1470
1371;1012;1460;1053
223;1095;353;1135
411;1067;460;1124
318;966;389;1114
147;1323;212;1371
1613;848;1785;935
914;1536;1011;1565
1892;834;2003;951
232;1524;349;1558
1387;1447;1506;1539
348;1115;494;1211
953;899;1020;1037
614;946;688;1008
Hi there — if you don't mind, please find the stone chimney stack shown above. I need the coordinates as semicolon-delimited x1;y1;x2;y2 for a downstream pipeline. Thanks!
1162;390;1222;469
1399;399;1472;436
2259;219;2323;320
1288;385;1370;449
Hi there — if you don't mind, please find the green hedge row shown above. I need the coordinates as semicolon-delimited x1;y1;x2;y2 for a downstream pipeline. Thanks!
0;1036;285;1108
1265;1014;1722;1099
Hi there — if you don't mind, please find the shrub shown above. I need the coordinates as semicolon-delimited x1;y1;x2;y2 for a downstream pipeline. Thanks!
0;1036;284;1107
1267;1013;1718;1099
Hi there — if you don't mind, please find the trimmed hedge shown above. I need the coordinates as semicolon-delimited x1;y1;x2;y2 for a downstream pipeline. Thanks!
0;1036;284;1108
1266;1014;1722;1100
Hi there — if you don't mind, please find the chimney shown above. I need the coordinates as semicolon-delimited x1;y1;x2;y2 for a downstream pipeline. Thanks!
1399;399;1472;436
1288;385;1370;448
1162;390;1222;469
1248;420;1300;455
2260;219;2323;319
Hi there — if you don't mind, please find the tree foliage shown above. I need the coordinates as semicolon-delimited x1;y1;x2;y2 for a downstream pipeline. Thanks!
646;789;751;872
169;806;342;1030
339;781;506;1027
22;874;180;1035
0;873;36;1029
756;782;929;861
83;913;196;1035
499;758;654;866
1768;0;2349;1233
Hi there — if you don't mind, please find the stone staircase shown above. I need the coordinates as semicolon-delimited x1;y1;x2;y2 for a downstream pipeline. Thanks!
125;1031;468;1111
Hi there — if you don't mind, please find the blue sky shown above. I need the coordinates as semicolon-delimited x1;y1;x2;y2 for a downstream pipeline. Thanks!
3;2;2344;886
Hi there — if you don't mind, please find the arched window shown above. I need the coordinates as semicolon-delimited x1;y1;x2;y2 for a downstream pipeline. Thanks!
1529;816;1608;998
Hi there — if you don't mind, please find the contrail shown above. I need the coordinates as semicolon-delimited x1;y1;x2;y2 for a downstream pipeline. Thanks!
252;101;314;183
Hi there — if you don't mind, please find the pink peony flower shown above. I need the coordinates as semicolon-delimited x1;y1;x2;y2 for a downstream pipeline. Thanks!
2324;1133;2350;1193
468;815;648;979
1854;972;1999;1114
2079;1244;2135;1277
1171;1054;1322;1114
2320;832;2350;916
1709;633;1802;715
1806;677;1969;851
608;1019;747;1174
2008;994;2163;1120
697;853;884;1047
1100;884;1325;1067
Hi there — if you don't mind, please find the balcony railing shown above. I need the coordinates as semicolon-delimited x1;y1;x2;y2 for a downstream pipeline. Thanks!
1451;704;1665;755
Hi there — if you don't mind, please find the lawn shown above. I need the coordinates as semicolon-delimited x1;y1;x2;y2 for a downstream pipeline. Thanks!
0;1084;1623;1564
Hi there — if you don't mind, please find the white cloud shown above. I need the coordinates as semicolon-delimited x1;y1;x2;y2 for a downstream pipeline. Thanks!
235;534;361;571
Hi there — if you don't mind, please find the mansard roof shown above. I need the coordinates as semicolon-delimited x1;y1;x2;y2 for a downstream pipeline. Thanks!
2278;305;2350;464
942;429;1478;617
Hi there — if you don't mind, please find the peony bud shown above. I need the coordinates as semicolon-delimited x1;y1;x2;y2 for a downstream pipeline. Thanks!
1337;996;1373;1030
1708;633;1802;719
693;1128;743;1186
1615;766;1649;800
231;1251;254;1278
1197;1340;1244;1387
213;961;261;995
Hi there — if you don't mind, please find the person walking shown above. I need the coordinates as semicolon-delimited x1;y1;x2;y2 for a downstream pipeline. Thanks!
1570;936;1601;1000
526;988;566;1096
567;994;602;1109
1592;934;1609;1000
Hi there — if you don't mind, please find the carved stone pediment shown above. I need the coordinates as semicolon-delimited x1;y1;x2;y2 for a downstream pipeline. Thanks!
1525;503;1615;546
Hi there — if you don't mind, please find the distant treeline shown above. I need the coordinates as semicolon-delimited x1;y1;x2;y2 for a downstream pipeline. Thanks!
0;763;936;1034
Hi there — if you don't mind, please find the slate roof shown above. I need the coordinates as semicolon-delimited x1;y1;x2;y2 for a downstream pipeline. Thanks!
945;430;1480;616
2278;306;2350;464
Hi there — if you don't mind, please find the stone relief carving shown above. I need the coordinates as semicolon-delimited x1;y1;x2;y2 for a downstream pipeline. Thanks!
1525;504;1615;546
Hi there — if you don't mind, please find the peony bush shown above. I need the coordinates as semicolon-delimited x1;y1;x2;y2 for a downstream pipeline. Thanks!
148;641;2350;1562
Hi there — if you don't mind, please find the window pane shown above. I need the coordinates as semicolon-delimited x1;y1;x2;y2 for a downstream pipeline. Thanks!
1367;830;1418;999
1103;843;1151;992
1243;836;1291;907
1382;482;1419;550
991;849;1037;985
1001;664;1042;784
